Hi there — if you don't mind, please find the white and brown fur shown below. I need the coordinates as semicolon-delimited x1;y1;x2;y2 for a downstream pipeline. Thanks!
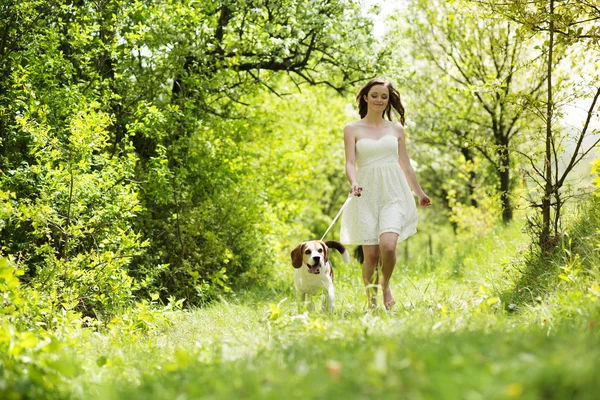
290;240;350;312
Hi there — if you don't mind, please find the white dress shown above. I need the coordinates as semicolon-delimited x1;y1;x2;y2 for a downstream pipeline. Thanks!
340;135;418;245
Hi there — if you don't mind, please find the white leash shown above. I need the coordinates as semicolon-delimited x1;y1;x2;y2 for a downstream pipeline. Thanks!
320;194;353;241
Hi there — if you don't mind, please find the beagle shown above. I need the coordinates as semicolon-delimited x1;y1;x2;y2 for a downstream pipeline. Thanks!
290;240;350;312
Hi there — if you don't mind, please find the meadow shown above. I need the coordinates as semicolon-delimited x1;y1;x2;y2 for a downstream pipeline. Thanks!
59;199;600;400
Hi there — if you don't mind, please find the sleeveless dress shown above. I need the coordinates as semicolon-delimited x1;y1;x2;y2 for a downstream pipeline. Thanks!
340;135;418;245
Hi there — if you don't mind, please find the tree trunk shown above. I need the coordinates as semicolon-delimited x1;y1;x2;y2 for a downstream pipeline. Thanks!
97;1;125;156
540;0;555;249
498;135;512;223
460;146;479;208
500;168;512;222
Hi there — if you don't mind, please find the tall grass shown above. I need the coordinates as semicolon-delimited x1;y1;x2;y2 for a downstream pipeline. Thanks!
62;196;600;399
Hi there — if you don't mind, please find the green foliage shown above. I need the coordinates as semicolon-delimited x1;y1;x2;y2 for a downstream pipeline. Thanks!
131;108;278;303
0;254;185;399
479;0;600;48
112;0;380;303
593;153;600;192
241;81;351;257
0;256;80;399
388;0;546;224
501;195;600;323
128;80;353;302
0;0;380;309
476;0;600;247
1;1;147;318
1;94;144;317
446;186;502;235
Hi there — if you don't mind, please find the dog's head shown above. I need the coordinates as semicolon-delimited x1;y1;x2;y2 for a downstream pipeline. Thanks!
290;240;330;274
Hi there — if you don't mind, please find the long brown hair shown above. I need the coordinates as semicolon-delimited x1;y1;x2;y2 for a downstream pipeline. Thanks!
356;78;405;126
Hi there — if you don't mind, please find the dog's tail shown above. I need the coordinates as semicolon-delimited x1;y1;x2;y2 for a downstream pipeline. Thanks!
354;246;364;264
325;240;351;264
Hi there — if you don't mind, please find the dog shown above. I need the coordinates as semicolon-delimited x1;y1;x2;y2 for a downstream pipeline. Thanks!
290;240;350;312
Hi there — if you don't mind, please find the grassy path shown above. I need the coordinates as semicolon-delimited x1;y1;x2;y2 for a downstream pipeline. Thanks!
73;222;600;399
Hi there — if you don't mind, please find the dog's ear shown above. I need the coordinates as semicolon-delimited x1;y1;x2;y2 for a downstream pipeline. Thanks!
290;243;305;268
319;240;330;263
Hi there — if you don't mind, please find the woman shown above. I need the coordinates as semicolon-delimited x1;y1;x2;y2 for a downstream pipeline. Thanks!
340;77;431;310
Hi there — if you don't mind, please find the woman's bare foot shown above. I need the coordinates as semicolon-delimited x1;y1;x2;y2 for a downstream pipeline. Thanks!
383;287;395;310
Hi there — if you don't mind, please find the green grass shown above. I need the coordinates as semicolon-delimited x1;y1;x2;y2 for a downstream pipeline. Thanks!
66;203;600;400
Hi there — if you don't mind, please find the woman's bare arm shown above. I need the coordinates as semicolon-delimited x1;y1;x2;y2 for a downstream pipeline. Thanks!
344;125;362;196
395;123;431;206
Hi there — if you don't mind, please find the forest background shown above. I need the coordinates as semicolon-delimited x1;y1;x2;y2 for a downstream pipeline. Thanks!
1;0;599;398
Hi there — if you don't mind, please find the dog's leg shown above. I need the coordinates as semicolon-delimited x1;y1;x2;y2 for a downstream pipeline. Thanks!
324;285;335;313
296;291;306;313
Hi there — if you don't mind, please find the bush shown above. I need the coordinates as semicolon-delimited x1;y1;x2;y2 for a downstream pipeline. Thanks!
500;194;600;324
0;96;144;318
0;256;81;399
129;110;276;305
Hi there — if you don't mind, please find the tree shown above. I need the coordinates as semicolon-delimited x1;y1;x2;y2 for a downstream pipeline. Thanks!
477;0;600;248
116;0;382;302
391;0;547;223
0;0;382;306
477;0;600;44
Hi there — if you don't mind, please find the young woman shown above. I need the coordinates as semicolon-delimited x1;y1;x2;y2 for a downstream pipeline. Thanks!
340;77;431;310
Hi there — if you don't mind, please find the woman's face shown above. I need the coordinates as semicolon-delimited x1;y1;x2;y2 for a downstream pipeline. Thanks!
364;84;389;110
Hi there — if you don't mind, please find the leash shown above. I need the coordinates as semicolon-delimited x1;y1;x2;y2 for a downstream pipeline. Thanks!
320;194;353;241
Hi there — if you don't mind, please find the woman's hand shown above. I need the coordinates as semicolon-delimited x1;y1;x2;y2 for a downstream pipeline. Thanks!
418;194;431;207
350;182;363;197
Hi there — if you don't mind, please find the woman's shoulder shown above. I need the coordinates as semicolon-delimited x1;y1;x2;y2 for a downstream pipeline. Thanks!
344;120;363;130
390;121;406;138
390;120;405;130
343;121;362;136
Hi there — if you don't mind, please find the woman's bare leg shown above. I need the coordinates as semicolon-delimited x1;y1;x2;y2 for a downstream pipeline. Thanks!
379;232;399;310
362;245;380;308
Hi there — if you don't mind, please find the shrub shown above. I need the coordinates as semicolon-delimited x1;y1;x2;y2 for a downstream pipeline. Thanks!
1;96;144;318
0;256;81;399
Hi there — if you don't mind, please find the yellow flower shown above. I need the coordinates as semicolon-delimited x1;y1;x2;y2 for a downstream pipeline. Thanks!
506;383;523;397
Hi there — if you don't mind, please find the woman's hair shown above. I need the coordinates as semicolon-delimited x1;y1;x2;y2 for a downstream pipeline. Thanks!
356;77;405;125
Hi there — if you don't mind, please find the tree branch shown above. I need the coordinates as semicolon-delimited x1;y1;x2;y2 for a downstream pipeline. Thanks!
557;85;600;187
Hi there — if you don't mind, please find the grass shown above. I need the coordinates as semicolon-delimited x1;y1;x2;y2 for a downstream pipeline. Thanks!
62;200;600;400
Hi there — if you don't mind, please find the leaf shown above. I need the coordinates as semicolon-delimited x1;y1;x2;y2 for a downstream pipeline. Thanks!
486;297;500;305
96;355;107;367
558;274;571;282
48;357;80;377
437;303;449;315
506;383;524;397
19;332;39;349
268;303;281;320
478;285;489;295
174;348;191;369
